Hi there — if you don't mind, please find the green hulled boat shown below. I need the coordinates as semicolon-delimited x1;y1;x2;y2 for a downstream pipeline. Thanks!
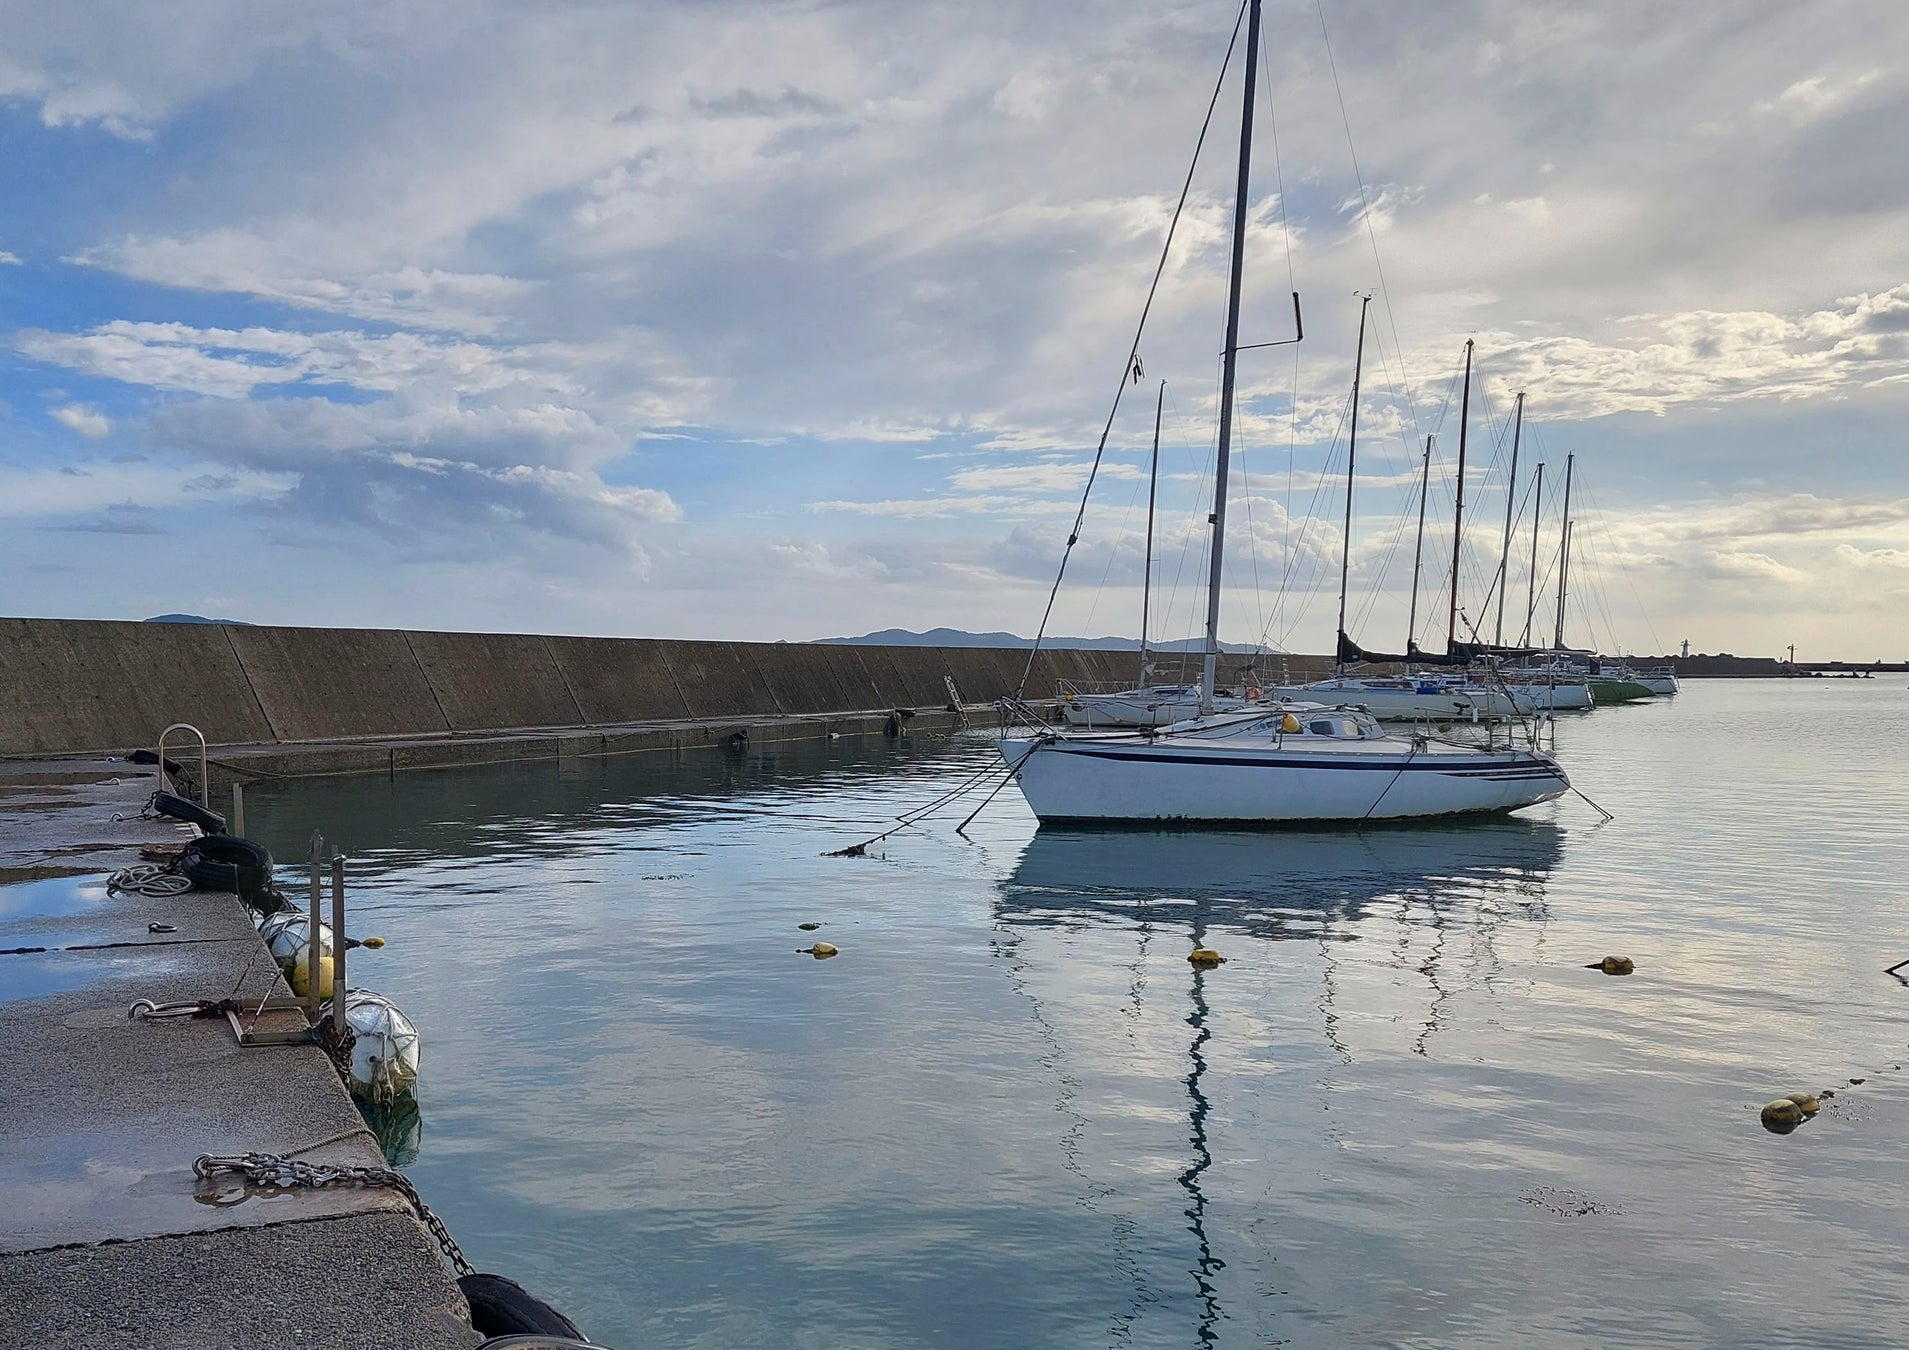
1588;677;1653;705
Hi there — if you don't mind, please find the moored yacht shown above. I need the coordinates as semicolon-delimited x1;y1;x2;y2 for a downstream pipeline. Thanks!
996;0;1569;829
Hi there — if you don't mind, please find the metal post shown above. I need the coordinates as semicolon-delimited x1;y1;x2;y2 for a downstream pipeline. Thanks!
231;782;246;839
329;849;347;1038
307;831;324;1023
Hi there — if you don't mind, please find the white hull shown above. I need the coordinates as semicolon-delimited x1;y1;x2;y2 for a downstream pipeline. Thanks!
1060;688;1251;728
1509;680;1593;711
999;722;1569;826
1268;680;1476;722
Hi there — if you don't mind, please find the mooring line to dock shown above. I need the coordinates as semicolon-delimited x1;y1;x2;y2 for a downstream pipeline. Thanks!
825;765;1014;856
826;738;1046;855
1571;785;1615;821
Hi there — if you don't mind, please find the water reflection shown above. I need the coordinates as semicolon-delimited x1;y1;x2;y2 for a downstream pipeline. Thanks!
243;735;966;873
1182;951;1222;1346
1002;821;1562;933
358;1096;422;1167
998;824;1563;1343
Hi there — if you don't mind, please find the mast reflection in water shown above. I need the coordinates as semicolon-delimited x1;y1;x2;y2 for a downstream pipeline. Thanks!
997;822;1562;1342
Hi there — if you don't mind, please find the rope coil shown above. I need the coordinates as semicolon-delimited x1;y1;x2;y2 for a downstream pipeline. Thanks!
107;862;194;897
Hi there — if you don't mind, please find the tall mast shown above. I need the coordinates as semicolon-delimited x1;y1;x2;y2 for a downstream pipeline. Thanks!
1493;390;1524;646
1140;379;1164;685
1552;451;1575;650
1406;435;1432;653
1521;461;1544;647
1333;294;1371;676
1199;0;1262;711
1446;339;1474;651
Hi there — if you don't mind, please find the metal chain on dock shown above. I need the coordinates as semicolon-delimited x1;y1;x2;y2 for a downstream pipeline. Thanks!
317;1016;359;1083
193;1152;474;1276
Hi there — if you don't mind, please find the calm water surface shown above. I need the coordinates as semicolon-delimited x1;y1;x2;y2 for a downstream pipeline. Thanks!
241;680;1909;1349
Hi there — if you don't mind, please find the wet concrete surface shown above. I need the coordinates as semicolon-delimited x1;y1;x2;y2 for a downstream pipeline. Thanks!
0;1211;476;1350
0;759;478;1348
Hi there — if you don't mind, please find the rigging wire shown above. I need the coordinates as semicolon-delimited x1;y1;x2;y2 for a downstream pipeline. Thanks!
1578;480;1668;654
1015;0;1251;698
1316;0;1423;442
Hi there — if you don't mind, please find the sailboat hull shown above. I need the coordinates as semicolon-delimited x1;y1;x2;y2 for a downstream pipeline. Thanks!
1267;682;1476;721
1513;680;1594;711
999;734;1569;826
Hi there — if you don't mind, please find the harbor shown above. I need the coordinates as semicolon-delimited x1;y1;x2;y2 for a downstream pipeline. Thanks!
4;638;1908;1345
6;0;1909;1343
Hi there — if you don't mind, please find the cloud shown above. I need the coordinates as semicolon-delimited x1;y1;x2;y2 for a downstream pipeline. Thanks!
138;392;680;559
809;494;1074;520
6;0;1909;651
52;504;168;536
0;249;20;265
51;404;111;439
1755;71;1884;124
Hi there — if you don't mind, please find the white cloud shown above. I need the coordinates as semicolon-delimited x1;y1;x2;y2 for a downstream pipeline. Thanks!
6;0;1909;649
51;404;111;439
0;249;20;265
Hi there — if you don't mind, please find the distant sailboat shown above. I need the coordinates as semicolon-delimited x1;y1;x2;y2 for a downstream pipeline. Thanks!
998;0;1569;826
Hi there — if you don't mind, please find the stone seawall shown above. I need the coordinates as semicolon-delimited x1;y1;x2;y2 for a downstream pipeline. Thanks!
0;618;1329;759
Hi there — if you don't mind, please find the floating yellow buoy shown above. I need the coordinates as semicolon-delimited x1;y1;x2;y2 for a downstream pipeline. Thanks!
1584;955;1635;975
1760;1098;1804;1134
1785;1091;1821;1116
1188;947;1225;967
798;922;821;932
802;942;838;959
290;953;334;999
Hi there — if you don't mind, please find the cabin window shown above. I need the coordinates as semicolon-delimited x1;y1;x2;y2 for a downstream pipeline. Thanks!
1309;719;1336;737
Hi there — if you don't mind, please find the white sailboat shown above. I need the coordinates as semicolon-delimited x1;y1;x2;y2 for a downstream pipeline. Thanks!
997;0;1569;827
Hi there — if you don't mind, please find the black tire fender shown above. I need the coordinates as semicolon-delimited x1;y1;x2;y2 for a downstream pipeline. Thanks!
151;791;227;834
180;835;274;904
460;1273;587;1341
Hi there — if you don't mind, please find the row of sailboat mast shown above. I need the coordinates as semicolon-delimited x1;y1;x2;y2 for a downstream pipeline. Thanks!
1183;0;1578;683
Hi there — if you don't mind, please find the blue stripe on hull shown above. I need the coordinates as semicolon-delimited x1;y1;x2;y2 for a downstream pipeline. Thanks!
1046;746;1563;778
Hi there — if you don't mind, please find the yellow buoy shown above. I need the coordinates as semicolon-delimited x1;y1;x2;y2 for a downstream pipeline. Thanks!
290;952;334;999
1760;1098;1804;1134
1280;713;1301;734
1188;947;1225;967
803;942;838;959
1785;1091;1821;1116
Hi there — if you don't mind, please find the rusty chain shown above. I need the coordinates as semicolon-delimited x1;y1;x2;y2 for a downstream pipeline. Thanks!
193;1151;473;1276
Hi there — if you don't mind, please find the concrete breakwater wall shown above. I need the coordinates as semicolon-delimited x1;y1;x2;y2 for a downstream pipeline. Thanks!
0;617;1324;759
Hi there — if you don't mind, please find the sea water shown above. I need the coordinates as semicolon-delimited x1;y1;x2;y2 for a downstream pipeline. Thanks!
238;678;1909;1349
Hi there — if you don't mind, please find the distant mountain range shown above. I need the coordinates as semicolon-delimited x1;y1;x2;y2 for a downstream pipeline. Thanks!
144;613;252;625
818;627;1265;653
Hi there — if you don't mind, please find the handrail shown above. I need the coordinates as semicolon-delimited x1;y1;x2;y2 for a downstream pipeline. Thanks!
158;723;210;803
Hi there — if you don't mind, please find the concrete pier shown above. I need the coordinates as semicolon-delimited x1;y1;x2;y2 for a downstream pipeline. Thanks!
0;618;1316;771
0;759;479;1349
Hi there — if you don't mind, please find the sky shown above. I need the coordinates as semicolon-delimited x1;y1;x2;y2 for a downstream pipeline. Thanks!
3;0;1908;659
